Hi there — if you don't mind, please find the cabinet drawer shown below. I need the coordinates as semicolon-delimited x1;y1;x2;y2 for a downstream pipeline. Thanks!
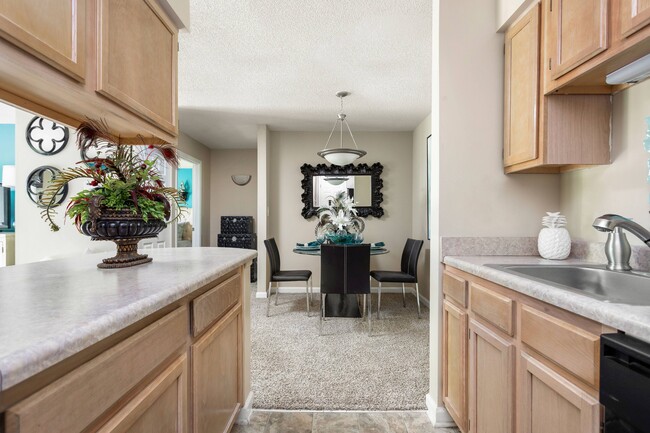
5;307;188;433
470;283;515;336
192;274;241;336
521;305;599;387
443;271;467;307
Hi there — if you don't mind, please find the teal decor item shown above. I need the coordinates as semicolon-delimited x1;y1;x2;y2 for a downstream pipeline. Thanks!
314;191;365;244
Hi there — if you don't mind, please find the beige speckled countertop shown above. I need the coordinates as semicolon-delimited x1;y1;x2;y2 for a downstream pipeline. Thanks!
444;256;650;343
0;247;256;392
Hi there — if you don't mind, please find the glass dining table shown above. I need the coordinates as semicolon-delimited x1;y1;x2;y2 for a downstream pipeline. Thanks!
292;246;389;317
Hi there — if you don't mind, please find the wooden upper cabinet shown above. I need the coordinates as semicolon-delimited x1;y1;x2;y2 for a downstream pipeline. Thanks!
504;4;540;167
620;0;650;38
97;0;178;135
0;0;85;81
442;300;468;432
547;0;609;80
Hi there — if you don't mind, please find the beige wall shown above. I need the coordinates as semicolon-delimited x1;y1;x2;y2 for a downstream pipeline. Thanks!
430;0;561;413
15;110;94;264
412;114;432;300
267;131;413;288
210;149;257;246
561;79;650;246
177;132;212;246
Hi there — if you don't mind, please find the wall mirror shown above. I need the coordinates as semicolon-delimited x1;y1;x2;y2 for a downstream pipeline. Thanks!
300;163;383;219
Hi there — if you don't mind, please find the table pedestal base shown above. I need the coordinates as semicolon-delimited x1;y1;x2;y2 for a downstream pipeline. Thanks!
323;294;362;318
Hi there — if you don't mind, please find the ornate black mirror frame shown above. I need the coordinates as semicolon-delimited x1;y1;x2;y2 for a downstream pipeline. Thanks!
300;162;384;219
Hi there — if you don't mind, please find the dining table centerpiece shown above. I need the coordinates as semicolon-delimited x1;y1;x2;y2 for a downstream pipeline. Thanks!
315;191;365;244
41;119;184;269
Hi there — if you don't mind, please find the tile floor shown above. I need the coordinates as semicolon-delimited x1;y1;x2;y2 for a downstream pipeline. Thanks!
232;411;459;433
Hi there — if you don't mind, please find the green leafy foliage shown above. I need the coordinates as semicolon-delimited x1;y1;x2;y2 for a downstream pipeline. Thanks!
40;120;184;232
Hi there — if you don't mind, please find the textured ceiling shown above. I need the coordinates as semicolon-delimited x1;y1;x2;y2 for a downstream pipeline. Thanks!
178;0;432;149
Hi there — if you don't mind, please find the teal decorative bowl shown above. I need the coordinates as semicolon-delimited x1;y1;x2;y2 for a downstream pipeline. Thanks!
325;232;362;245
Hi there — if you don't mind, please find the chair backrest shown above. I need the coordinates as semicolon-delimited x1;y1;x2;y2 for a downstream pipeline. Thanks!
264;238;281;275
400;238;424;281
321;244;370;295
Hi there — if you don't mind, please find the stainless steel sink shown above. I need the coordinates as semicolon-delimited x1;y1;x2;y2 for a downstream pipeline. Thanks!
486;264;650;305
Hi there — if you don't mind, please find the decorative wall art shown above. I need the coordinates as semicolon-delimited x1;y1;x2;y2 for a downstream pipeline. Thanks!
26;116;69;155
26;166;68;207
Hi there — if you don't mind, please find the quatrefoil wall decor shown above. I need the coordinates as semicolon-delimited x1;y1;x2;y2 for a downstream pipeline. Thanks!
26;116;69;155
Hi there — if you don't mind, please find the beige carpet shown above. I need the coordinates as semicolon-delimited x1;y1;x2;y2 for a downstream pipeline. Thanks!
251;291;430;410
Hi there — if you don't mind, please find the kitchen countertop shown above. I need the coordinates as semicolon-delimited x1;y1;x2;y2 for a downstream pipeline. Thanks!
0;247;256;392
444;255;650;343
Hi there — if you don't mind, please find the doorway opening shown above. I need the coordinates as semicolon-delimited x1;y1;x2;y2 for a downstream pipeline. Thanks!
175;152;201;248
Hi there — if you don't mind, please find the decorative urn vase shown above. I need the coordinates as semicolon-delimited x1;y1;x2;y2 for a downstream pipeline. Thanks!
538;212;571;260
80;208;166;268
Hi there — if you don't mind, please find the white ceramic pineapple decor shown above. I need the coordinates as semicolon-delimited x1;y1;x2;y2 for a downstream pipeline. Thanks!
538;212;571;260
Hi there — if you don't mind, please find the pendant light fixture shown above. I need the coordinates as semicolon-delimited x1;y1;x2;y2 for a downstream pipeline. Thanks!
317;91;366;166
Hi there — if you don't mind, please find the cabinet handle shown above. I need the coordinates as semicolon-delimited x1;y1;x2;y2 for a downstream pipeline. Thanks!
548;57;552;70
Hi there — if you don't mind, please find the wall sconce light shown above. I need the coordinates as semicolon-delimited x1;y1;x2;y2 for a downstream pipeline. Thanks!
231;174;252;186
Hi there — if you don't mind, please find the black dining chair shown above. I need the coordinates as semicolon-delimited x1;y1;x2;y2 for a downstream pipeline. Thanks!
370;238;424;319
264;238;313;317
320;243;371;335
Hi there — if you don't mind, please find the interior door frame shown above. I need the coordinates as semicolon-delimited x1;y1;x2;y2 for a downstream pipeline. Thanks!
176;150;202;248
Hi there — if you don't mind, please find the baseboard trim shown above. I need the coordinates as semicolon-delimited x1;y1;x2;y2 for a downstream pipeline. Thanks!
426;393;456;428
236;391;254;424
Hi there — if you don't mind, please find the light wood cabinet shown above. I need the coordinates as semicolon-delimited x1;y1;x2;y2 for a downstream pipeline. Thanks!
442;265;607;433
504;3;612;174
97;0;178;136
0;0;179;143
504;4;540;167
546;0;609;80
519;352;600;433
620;0;650;38
2;266;250;433
0;0;85;81
97;354;187;433
192;304;243;433
468;320;515;433
442;299;468;432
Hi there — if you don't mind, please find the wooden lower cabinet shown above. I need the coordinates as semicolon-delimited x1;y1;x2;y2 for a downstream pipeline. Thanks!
519;352;600;433
468;320;515;433
442;266;604;433
97;354;187;433
442;300;468;431
192;304;243;433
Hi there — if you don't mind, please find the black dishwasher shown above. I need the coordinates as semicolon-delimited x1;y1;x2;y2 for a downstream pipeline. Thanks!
601;333;650;433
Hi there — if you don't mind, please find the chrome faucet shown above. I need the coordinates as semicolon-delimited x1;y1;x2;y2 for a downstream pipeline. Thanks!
592;214;650;271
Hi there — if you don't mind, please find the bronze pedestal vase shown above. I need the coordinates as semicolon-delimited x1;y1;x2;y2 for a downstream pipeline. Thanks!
80;208;166;269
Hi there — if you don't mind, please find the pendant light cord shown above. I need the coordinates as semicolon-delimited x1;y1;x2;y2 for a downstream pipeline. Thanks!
322;94;359;150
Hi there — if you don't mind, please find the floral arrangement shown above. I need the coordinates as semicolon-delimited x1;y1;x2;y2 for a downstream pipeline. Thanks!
41;119;184;232
315;191;365;243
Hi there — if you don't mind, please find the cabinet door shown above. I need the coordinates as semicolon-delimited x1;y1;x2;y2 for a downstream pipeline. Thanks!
192;305;242;433
548;0;608;79
0;0;85;81
468;320;515;433
504;5;540;167
620;0;650;37
519;352;600;433
97;355;187;433
442;300;468;431
97;0;178;135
